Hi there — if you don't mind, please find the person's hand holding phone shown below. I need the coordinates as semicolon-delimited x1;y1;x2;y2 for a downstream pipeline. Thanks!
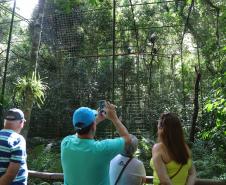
105;101;118;122
98;100;106;114
96;100;107;124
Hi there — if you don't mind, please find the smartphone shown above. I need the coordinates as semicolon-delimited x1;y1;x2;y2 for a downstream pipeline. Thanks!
98;100;105;113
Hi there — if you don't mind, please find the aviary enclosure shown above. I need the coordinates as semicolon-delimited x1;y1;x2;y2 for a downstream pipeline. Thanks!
0;0;225;183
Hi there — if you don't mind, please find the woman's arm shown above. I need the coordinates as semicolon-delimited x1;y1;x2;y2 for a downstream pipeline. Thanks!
152;144;172;185
186;164;196;185
185;145;196;185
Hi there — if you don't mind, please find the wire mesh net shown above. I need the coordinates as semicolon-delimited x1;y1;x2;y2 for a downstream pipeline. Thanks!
0;0;190;140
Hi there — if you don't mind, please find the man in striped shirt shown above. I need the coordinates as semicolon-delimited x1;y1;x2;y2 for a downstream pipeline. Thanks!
0;108;27;185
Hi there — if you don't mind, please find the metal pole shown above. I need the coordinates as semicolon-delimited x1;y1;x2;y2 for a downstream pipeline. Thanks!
0;0;16;128
111;0;116;138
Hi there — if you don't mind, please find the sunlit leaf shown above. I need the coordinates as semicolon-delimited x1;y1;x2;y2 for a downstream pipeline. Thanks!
205;103;213;112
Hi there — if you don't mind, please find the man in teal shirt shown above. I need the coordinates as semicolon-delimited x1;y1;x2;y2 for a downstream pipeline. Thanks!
61;101;131;185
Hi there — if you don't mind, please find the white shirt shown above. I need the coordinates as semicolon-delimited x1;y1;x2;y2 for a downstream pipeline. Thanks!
109;154;146;185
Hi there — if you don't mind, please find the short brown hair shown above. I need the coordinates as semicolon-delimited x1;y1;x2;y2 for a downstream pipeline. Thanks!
75;122;94;135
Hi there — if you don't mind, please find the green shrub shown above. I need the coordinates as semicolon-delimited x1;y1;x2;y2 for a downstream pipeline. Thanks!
27;144;62;184
192;140;226;180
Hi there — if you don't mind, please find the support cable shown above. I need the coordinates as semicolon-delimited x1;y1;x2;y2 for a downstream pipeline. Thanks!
118;0;175;8
0;4;30;23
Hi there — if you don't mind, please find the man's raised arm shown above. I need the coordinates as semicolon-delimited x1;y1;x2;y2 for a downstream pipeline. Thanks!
105;101;131;145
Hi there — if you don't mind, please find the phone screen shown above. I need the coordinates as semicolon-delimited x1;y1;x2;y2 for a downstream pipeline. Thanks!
98;100;105;112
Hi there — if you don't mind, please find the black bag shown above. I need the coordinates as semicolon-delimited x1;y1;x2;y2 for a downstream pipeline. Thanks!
170;165;183;179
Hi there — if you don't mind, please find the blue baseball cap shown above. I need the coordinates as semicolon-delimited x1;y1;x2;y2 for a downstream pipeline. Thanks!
73;107;97;129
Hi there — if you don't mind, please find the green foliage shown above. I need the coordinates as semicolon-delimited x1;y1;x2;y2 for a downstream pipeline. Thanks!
0;0;225;180
137;136;154;175
14;72;48;108
27;144;62;185
201;72;226;149
192;140;226;180
49;0;103;13
28;144;62;172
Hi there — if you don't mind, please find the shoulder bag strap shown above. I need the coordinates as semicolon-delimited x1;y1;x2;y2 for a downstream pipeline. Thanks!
114;157;133;185
170;164;183;179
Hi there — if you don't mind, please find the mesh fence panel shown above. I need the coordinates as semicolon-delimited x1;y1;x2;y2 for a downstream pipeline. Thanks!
0;0;185;140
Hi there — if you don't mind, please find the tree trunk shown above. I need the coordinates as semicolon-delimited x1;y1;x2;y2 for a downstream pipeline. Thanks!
170;54;175;92
148;43;155;97
190;67;201;143
21;90;34;139
22;0;46;138
30;0;46;72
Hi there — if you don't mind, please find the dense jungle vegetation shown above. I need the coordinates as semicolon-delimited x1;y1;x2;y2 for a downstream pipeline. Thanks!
0;0;225;184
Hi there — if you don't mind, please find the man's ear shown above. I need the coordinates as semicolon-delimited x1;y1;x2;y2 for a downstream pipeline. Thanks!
19;120;25;128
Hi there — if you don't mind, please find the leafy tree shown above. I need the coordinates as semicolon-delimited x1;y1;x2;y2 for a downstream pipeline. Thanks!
202;70;226;150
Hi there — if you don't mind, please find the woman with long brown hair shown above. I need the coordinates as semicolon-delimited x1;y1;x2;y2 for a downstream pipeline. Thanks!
150;112;196;185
